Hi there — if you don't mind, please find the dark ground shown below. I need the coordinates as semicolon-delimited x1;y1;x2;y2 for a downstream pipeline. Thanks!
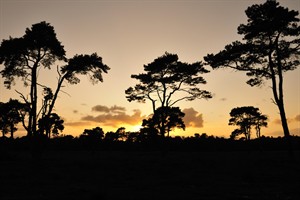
0;150;300;200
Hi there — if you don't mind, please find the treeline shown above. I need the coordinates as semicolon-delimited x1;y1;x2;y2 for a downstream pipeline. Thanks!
1;134;300;152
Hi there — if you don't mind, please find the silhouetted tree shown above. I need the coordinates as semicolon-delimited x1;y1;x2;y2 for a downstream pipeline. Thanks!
126;52;211;136
104;131;119;142
126;52;212;111
0;21;110;138
0;99;28;138
0;21;65;137
142;107;185;138
126;131;140;143
254;114;268;138
229;106;268;140
230;129;243;140
38;113;64;138
38;87;53;121
115;127;127;141
139;121;159;143
204;1;300;140
81;127;104;140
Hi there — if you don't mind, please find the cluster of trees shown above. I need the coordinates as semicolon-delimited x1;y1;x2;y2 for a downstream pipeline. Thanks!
229;106;268;140
1;1;299;152
0;21;109;140
0;99;28;138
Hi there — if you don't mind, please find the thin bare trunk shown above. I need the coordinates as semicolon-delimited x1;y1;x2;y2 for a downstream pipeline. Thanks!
31;66;37;136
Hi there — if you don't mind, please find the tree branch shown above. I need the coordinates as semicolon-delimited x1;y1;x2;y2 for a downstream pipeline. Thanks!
15;90;30;105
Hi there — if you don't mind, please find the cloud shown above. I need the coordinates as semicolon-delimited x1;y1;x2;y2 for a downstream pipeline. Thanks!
295;115;300;121
82;105;145;127
92;105;126;113
182;108;204;128
73;110;78;114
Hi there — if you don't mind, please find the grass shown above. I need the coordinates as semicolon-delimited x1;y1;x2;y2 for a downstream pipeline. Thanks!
0;150;299;200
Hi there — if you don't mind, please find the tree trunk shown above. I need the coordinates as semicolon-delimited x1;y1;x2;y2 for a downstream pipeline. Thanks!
31;67;38;137
277;97;294;157
27;66;38;137
256;125;261;138
277;101;290;138
269;52;291;139
10;124;14;139
275;35;291;139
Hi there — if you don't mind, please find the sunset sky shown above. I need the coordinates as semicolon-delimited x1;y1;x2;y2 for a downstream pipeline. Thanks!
0;0;299;138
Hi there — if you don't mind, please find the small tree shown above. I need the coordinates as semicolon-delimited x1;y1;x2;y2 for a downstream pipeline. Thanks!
204;1;300;140
104;131;119;142
229;106;268;140
254;114;268;138
0;99;27;139
38;113;64;138
142;107;185;138
81;127;104;140
115;127;127;141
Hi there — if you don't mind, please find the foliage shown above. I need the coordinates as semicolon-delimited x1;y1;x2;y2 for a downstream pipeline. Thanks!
229;106;268;140
81;127;105;140
0;21;66;137
204;0;300;138
141;107;185;137
126;52;211;137
38;113;64;138
0;99;29;138
0;21;109;138
126;52;212;112
0;21;66;88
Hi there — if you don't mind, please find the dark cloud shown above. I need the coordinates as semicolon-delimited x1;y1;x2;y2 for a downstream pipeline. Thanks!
182;108;204;128
92;105;126;114
73;110;78;114
82;107;145;127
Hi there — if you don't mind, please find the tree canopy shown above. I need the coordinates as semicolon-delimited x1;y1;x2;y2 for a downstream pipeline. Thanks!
0;21;66;88
126;52;212;112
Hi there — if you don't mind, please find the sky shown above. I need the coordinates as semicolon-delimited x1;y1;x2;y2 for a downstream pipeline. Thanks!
0;0;299;138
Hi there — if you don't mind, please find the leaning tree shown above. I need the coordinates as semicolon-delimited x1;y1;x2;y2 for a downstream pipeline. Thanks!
0;21;110;138
204;0;300;140
126;52;212;136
